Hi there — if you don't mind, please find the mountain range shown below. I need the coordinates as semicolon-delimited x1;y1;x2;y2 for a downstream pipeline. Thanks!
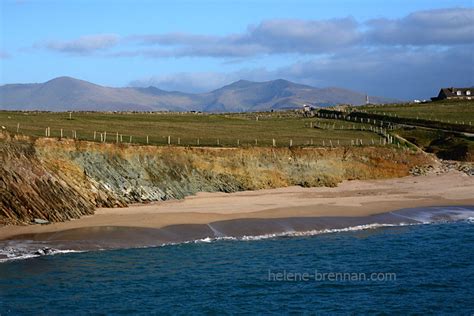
0;76;396;112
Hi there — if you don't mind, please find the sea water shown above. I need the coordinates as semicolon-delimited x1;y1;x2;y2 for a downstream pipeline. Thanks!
0;211;473;314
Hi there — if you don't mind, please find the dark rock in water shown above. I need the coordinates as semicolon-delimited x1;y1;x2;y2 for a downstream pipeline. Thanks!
33;219;50;225
35;248;45;256
35;247;53;256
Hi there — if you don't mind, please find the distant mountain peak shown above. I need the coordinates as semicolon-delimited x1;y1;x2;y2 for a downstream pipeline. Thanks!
0;76;397;112
222;79;254;89
46;76;84;83
43;76;100;89
267;78;292;88
272;78;291;84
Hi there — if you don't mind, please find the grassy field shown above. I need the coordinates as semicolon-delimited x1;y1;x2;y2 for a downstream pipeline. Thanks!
0;111;385;147
358;100;474;125
315;100;474;161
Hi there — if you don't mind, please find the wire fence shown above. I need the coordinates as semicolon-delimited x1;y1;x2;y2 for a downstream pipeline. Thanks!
1;125;399;148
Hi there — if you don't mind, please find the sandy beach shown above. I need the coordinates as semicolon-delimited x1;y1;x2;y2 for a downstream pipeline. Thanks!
1;171;473;241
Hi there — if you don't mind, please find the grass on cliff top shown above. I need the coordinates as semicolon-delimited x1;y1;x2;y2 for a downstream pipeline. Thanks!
394;126;474;161
358;100;474;125
0;111;387;147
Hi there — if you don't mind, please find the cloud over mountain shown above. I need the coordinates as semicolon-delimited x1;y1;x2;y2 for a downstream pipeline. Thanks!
7;7;474;100
37;8;472;58
366;8;474;45
37;34;120;55
130;45;474;99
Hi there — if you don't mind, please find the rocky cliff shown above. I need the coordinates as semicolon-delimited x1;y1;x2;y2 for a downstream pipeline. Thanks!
0;134;433;225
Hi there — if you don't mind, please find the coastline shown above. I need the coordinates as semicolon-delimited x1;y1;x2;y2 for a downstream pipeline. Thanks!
1;137;437;225
1;171;473;242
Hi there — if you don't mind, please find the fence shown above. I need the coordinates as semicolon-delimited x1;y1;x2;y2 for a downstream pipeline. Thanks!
0;126;398;149
316;109;474;133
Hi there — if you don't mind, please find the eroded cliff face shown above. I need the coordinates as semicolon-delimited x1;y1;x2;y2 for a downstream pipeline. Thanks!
0;138;94;224
0;135;434;225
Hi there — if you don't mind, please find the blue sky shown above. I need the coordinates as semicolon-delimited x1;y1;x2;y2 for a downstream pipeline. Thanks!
1;0;473;99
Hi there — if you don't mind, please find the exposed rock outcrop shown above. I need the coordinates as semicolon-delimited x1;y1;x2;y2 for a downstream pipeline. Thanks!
410;160;474;176
1;135;434;225
0;138;94;224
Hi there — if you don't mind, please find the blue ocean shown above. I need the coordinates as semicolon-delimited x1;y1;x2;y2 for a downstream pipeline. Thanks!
1;214;473;314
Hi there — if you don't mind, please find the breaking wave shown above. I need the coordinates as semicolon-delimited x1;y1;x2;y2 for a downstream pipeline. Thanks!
192;222;414;244
1;206;473;263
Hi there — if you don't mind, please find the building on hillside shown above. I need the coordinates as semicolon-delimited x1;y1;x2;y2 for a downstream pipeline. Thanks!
302;104;312;112
431;87;472;101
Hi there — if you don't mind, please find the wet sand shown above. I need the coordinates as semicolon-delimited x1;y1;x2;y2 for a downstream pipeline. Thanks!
1;171;473;243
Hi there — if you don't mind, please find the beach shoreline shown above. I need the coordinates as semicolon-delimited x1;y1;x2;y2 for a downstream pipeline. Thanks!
1;171;473;242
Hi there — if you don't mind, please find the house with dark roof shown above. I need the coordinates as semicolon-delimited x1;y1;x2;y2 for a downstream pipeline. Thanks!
431;87;472;101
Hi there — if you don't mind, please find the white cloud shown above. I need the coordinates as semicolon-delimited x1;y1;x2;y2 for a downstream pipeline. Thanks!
130;46;474;99
37;8;474;58
119;8;473;59
39;34;120;55
366;8;474;45
0;51;11;59
130;69;271;93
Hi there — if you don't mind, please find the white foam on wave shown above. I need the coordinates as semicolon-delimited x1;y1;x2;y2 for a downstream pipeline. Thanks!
191;222;416;244
0;247;83;263
391;206;474;224
446;209;474;221
4;208;472;262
